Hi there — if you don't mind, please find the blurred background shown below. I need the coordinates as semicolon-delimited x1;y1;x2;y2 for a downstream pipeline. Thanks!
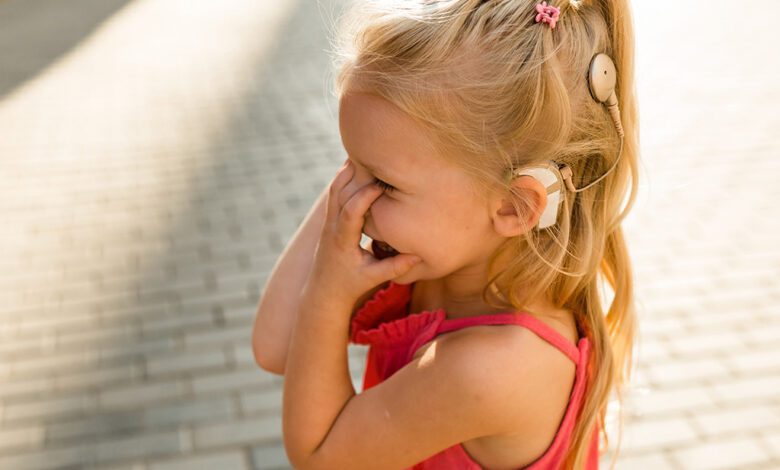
0;0;778;469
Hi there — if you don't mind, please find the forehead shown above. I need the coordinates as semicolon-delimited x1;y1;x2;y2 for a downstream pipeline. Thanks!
338;92;442;175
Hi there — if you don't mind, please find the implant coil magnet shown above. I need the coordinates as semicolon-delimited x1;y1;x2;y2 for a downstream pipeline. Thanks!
507;161;564;229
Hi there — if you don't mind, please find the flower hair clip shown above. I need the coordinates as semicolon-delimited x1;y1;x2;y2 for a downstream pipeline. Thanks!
535;1;560;29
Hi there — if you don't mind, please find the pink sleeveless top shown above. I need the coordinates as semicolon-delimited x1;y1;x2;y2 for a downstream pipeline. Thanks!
349;281;600;470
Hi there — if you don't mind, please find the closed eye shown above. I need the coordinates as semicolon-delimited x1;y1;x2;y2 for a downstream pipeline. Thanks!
372;177;396;193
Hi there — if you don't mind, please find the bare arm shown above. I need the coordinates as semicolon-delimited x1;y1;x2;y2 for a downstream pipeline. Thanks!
252;184;328;375
252;179;386;375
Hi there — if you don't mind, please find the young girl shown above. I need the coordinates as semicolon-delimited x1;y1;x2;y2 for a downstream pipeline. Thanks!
253;0;639;468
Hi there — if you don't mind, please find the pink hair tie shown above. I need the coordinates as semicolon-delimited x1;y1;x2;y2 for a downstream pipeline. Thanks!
535;1;560;29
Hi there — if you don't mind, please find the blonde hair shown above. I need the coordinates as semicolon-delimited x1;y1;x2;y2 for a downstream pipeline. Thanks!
328;0;639;468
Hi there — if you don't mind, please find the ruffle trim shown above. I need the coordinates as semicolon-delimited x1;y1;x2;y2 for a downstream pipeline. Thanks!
353;309;446;348
349;281;409;340
350;281;447;347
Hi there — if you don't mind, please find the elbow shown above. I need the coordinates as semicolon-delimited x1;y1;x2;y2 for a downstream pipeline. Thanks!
252;311;286;375
285;447;325;470
252;342;285;376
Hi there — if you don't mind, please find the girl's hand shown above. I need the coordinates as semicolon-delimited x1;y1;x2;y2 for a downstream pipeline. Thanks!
302;160;421;306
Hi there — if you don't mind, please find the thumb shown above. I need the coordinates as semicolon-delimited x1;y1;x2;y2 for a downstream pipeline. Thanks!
371;254;422;280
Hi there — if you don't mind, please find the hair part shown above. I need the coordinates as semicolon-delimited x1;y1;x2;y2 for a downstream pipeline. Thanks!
328;1;640;468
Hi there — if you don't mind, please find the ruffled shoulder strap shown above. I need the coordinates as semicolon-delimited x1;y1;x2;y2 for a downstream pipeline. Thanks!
349;281;413;342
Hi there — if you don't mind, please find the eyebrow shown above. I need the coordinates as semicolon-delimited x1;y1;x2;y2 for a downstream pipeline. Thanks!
349;154;415;196
351;156;396;182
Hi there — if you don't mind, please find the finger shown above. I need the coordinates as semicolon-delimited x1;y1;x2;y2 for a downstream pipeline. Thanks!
366;253;422;281
326;161;355;224
337;182;383;246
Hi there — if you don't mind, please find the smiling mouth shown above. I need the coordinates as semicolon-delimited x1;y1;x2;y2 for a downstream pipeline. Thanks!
371;239;400;259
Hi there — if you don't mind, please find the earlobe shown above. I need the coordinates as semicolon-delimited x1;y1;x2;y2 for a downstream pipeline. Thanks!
491;176;548;237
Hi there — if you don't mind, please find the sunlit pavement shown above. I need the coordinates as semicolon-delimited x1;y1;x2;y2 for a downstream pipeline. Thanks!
0;0;778;469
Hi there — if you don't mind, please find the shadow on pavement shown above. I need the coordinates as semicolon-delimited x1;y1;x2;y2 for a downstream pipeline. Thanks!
0;0;133;100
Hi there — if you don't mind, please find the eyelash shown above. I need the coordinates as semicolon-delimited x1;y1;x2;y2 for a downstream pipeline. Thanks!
372;177;396;193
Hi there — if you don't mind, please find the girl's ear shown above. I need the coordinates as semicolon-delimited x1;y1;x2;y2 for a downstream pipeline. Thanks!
490;176;548;237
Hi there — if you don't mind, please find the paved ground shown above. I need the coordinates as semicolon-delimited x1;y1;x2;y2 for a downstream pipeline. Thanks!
0;0;777;469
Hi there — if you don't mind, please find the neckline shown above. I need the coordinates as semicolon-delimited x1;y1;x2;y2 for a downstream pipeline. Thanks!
401;281;581;351
407;281;521;320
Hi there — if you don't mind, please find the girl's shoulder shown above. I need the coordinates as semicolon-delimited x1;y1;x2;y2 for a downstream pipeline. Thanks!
432;313;578;385
340;304;583;469
419;303;580;366
416;320;579;467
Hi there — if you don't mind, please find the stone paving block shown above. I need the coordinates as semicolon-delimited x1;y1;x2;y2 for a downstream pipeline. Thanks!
692;404;780;438
156;276;260;307
90;463;149;470
2;390;98;423
613;452;675;469
619;416;699;454
746;322;780;345
148;450;248;470
627;367;653;391
54;362;140;394
644;357;732;387
140;309;216;337
348;343;369;360
143;395;236;429
98;379;188;410
671;438;773;470
629;384;716;418
190;365;280;396
634;337;670;363
636;314;689;338
193;415;282;449
700;284;775;311
734;350;780;380
45;408;146;444
99;336;181;365
667;329;749;356
0;428;186;470
251;442;290;470
762;429;780;460
0;329;56;357
9;346;102;378
0;361;11;379
681;306;758;331
709;375;780;403
183;323;252;349
56;321;138;352
93;428;192;466
15;310;101;339
239;387;283;415
222;302;260;325
0;441;94;470
146;348;227;378
0;373;54;400
0;422;45;453
232;343;260;368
